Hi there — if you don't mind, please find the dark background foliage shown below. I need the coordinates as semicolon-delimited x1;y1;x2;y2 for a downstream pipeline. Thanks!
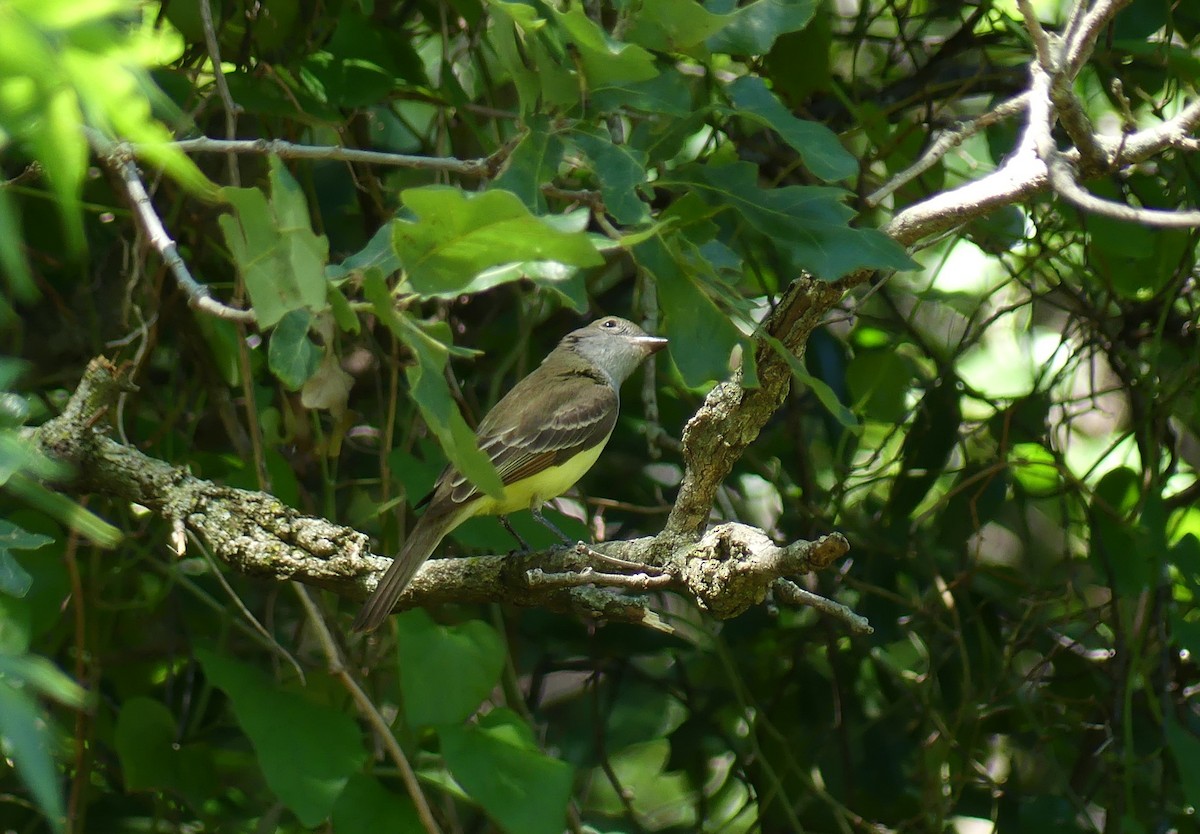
2;0;1200;832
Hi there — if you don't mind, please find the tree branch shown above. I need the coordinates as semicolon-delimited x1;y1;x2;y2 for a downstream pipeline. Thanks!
35;359;858;630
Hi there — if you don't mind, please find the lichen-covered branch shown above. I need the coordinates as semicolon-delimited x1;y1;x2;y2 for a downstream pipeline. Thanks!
35;358;857;631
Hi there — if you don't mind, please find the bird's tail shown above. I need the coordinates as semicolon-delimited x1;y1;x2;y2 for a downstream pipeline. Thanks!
352;509;458;633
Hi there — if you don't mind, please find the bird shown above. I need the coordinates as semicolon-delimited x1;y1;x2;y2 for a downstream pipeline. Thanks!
352;316;668;632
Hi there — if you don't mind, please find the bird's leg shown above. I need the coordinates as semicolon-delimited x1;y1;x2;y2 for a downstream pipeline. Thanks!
499;515;530;551
530;505;574;545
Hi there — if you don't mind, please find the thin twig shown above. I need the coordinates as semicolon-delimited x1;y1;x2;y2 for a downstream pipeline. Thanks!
1047;155;1200;226
526;566;675;591
1062;0;1134;79
292;585;445;834
772;579;874;635
197;0;240;185
1017;0;1056;69
162;137;496;177
868;93;1031;206
188;530;306;684
87;130;255;322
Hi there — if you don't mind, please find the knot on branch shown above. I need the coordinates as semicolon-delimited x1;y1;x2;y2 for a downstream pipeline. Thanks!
678;523;849;619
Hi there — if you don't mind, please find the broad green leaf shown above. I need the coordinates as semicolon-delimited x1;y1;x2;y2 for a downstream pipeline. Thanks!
440;708;573;834
845;349;911;424
593;66;697;115
326;223;401;282
301;7;425;108
662;162;916;279
197;649;367;827
584;739;697;829
114;697;216;811
550;5;659;87
707;0;819;55
268;310;321;390
0;520;52;553
394;610;506;728
0;653;86;708
219;157;329;328
488;2;578;114
0;514;44;597
391;187;603;297
571;127;651;225
726;76;856;182
0;188;34;302
635;236;743;387
493;116;565;212
0;552;31;598
3;474;121;548
0;678;63;832
625;0;732;52
332;775;423;834
362;282;504;498
1008;442;1061;497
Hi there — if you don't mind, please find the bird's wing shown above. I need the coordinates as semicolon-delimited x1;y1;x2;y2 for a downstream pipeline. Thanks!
444;371;618;505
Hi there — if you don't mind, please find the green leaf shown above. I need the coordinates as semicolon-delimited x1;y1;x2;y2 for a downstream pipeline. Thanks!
571;127;651;225
763;335;858;429
327;224;401;283
362;283;504;498
219;157;329;329
0;519;53;552
0;188;34;302
300;7;425;108
0;677;64;832
0;552;31;597
726;76;857;182
488;2;578;115
394;610;506;728
3;474;121;548
707;0;819;55
635;236;743;386
268;310;321;390
197;649;367;827
625;0;732;52
332;775;423;834
492;115;565;213
114;697;216;811
1008;443;1061;497
550;5;659;87
0;653;86;708
845;349;911;424
592;65;697;115
440;708;573;834
663;162;916;279
584;739;696;829
391;187;603;297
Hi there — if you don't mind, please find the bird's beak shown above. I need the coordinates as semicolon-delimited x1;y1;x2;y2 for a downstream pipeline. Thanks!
633;335;669;355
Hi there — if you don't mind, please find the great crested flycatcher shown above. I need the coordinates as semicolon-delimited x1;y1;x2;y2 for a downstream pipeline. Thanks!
352;316;668;632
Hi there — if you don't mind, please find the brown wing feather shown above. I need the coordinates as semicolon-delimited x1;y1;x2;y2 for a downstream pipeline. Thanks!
442;372;617;505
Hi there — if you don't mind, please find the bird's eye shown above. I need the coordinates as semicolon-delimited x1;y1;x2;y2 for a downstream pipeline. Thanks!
602;319;617;328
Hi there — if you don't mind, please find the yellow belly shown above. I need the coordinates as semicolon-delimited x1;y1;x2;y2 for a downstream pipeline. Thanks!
473;437;609;516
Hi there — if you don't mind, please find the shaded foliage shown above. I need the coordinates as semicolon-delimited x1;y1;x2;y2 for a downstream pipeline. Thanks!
2;0;1200;833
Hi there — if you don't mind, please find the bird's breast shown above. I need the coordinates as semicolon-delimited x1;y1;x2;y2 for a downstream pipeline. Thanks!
475;434;611;515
